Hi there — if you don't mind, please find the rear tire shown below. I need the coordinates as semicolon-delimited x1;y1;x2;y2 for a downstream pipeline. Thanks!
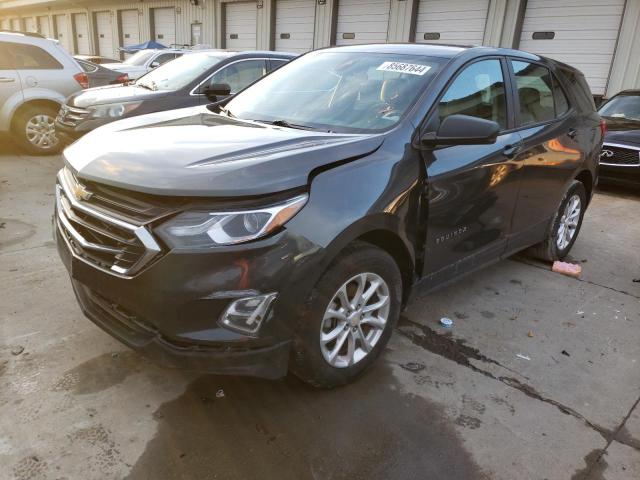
528;180;586;261
290;242;402;388
13;104;62;155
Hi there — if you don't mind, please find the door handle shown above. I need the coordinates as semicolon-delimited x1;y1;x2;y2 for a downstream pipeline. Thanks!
0;77;16;83
567;128;577;139
503;143;523;159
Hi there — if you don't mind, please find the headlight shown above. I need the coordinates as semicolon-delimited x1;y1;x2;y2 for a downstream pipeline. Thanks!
88;101;142;119
155;194;308;248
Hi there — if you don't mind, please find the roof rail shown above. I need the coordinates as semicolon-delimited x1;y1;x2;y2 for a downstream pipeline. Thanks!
0;30;45;38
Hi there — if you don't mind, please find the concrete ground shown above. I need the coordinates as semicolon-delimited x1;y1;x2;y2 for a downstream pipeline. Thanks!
1;141;639;480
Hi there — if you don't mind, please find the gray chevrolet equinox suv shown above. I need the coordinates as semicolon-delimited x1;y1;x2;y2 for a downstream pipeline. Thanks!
0;31;85;154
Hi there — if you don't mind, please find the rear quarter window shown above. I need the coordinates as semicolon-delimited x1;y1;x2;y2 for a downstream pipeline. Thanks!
10;43;63;70
560;68;596;112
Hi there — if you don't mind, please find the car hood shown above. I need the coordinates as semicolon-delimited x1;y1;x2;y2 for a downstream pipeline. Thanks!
67;84;167;107
63;106;385;197
603;121;640;147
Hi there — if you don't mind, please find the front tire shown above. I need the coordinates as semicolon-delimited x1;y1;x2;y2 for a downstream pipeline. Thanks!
528;180;586;261
14;105;62;155
290;242;402;388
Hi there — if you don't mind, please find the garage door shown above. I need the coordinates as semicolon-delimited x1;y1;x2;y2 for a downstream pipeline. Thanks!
120;9;140;57
415;0;489;45
152;8;176;47
73;13;91;54
11;18;21;31
518;0;625;96
54;15;71;52
335;0;391;46
38;16;51;37
95;11;114;57
24;17;37;33
225;2;257;49
275;0;315;53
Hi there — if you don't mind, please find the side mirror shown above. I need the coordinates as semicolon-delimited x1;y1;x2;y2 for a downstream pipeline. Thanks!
150;61;160;69
203;83;231;102
421;114;499;147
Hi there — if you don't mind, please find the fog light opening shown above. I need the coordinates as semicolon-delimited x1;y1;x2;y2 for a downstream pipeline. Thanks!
219;293;278;335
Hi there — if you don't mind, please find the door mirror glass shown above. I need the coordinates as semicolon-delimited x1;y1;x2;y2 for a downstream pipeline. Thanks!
204;83;231;102
422;114;499;146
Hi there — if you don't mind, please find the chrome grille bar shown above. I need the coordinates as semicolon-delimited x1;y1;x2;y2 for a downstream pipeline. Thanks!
56;168;162;278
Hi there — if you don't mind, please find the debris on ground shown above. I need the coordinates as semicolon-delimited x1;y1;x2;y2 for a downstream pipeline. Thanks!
552;261;582;278
11;345;24;355
561;350;571;357
576;311;584;315
111;352;119;358
633;278;640;283
439;317;453;328
216;389;225;398
527;331;534;338
516;354;531;361
400;362;426;373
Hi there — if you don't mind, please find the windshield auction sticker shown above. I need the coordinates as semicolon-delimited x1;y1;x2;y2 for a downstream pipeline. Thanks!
377;62;431;75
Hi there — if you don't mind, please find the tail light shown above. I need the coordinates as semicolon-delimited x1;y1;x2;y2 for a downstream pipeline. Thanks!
73;72;89;89
116;73;129;84
599;118;607;137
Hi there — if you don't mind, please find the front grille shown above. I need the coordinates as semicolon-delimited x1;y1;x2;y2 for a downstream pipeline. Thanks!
56;105;90;127
56;167;162;277
600;144;640;166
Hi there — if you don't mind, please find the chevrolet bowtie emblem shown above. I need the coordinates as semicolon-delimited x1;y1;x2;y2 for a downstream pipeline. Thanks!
73;183;93;201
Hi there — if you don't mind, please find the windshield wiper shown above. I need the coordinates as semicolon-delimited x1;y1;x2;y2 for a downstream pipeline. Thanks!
258;119;324;131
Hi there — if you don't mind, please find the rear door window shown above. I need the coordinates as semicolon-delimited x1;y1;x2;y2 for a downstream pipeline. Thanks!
511;60;555;126
10;43;63;70
439;59;508;130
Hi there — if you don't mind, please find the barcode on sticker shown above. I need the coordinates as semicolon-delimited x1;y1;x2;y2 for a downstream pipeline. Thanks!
376;62;431;76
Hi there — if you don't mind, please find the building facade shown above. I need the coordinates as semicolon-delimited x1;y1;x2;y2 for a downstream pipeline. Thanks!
1;0;639;98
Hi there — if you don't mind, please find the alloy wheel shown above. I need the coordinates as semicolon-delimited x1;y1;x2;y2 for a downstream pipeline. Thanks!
319;272;390;368
25;114;58;150
557;194;581;250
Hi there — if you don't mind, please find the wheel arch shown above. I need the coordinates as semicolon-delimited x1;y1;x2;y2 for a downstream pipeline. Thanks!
10;98;62;132
575;169;593;204
355;230;415;306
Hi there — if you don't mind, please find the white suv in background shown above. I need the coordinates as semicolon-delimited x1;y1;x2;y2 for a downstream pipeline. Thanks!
0;31;86;155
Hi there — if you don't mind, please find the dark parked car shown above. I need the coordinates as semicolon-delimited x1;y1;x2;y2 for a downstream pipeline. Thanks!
598;90;640;187
54;44;602;387
56;50;295;141
76;59;129;88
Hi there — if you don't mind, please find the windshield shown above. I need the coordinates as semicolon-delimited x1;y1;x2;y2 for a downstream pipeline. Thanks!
599;95;640;122
136;53;227;91
225;51;446;133
123;50;155;66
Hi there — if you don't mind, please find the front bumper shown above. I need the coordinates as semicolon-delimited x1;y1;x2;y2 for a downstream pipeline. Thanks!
598;164;640;188
54;198;321;379
55;116;112;140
